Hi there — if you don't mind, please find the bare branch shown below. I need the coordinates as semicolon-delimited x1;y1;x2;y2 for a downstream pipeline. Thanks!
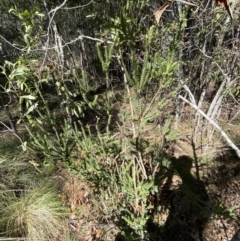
62;0;94;10
49;0;68;14
78;33;113;44
179;94;240;158
0;35;25;52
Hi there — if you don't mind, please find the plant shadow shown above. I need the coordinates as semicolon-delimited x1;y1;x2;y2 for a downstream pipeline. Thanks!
151;155;212;241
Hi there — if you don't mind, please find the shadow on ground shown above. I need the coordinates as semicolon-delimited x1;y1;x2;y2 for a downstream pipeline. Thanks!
154;155;211;241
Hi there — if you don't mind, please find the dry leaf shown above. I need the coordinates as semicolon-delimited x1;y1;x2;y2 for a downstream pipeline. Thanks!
154;1;172;24
215;0;233;19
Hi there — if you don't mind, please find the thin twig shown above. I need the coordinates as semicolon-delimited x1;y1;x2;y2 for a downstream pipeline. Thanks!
62;0;94;10
174;0;197;7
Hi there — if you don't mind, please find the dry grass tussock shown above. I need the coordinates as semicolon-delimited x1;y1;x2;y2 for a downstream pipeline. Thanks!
0;181;68;241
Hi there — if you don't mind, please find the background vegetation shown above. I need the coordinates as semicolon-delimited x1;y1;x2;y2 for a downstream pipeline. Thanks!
0;0;240;240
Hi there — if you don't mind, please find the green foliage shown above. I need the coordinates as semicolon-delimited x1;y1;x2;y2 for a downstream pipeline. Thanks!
4;60;38;113
2;0;240;240
9;7;44;48
96;43;114;73
69;12;181;239
26;118;75;162
1;0;183;239
212;201;237;219
102;0;149;48
117;160;157;238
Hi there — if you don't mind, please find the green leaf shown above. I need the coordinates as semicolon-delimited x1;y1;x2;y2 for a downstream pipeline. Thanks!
0;157;6;164
34;11;44;18
9;66;29;79
21;9;31;18
21;141;27;151
20;95;36;100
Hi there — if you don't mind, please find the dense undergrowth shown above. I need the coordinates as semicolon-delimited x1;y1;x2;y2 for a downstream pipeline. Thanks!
0;0;240;240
